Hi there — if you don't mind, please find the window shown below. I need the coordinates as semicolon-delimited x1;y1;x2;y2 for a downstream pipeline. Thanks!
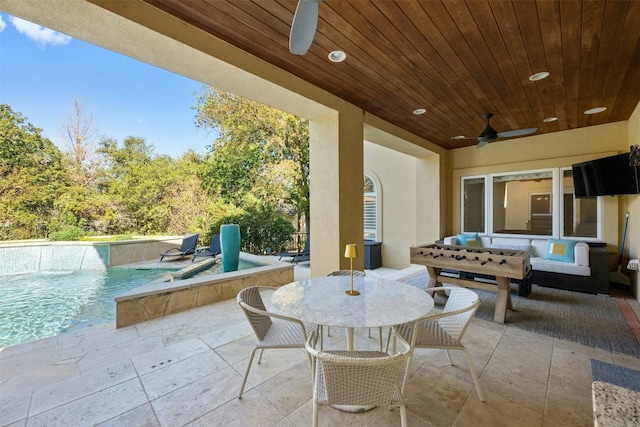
462;176;485;233
461;168;600;240
364;175;378;241
492;170;553;235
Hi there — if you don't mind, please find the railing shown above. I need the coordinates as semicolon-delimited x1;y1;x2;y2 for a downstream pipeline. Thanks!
263;232;308;255
240;232;308;255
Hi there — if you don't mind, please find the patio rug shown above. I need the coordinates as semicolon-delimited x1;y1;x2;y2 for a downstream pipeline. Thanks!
591;359;640;391
398;271;640;357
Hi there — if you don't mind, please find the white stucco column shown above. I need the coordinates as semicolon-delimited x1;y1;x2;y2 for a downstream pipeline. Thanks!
309;105;364;276
415;154;445;245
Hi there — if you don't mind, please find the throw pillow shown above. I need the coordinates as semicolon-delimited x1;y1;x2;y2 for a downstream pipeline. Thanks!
456;233;479;247
544;238;577;263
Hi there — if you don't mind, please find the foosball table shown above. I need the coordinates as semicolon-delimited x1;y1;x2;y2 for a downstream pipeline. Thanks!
410;243;531;323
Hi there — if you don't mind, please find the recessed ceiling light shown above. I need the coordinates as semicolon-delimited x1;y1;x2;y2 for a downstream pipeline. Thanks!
452;135;467;140
328;50;346;62
584;107;607;115
529;71;550;81
413;108;426;115
543;117;558;123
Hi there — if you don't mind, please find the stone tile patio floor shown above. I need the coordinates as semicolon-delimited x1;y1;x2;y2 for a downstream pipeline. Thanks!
2;261;640;426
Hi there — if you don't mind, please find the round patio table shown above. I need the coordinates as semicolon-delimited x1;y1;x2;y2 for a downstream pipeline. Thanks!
270;275;434;351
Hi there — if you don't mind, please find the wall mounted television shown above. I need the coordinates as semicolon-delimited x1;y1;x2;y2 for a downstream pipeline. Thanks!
572;153;640;198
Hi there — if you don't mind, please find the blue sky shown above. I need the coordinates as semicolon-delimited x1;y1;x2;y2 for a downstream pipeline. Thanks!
0;13;213;158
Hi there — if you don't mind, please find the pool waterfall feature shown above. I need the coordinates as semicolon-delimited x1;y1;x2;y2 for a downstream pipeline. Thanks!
0;238;294;330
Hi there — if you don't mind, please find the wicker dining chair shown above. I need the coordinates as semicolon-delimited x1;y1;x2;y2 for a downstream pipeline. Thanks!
387;286;485;401
326;270;384;350
305;331;411;427
236;286;317;398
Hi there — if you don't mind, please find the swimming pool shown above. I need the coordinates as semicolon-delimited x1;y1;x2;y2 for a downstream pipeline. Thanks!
0;259;267;349
0;258;274;349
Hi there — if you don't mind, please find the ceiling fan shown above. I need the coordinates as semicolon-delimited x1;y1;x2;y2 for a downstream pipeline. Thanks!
289;0;324;55
453;113;537;148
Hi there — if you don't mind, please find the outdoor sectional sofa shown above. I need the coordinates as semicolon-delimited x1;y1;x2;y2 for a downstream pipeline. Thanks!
441;234;610;296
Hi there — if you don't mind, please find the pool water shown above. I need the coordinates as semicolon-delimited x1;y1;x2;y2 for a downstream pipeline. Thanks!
0;268;171;349
0;259;266;349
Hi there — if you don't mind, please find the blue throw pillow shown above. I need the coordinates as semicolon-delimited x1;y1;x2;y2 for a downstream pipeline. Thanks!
456;233;479;247
544;239;577;263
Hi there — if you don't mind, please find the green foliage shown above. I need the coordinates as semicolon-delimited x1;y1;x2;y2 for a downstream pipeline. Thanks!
1;99;305;250
211;202;295;254
99;136;177;234
195;88;310;227
79;234;133;242
0;105;69;240
48;211;79;234
48;225;85;241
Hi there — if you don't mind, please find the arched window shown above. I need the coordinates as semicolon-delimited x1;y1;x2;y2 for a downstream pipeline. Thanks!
364;174;380;241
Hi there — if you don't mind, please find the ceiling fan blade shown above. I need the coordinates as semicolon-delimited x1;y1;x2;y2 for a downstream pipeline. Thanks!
497;128;537;138
476;136;494;148
463;113;536;148
289;0;320;55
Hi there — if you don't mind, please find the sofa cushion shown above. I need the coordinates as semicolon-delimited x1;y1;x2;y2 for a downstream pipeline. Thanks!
490;244;533;253
479;236;492;247
491;237;532;253
491;237;532;247
574;242;590;266
531;257;591;276
531;240;548;258
456;233;479;247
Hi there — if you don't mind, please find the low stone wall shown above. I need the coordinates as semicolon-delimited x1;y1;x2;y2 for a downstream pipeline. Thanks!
0;237;184;274
109;237;183;266
115;254;294;328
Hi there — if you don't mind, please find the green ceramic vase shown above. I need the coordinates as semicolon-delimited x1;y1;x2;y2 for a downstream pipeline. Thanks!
220;224;240;272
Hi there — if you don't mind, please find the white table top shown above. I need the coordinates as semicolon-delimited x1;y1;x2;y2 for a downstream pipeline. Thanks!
270;276;434;329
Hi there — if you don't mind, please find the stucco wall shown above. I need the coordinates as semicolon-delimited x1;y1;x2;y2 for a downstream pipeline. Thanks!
364;143;418;269
363;134;443;270
626;101;640;300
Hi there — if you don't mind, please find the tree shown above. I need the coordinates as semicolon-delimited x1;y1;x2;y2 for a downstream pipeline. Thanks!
97;137;215;236
0;105;69;239
54;98;114;232
210;195;295;254
59;97;102;187
194;88;310;231
164;150;226;235
98;136;169;233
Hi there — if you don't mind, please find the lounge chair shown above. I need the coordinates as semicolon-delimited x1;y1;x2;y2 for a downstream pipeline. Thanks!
159;233;199;261
192;233;221;262
277;237;310;263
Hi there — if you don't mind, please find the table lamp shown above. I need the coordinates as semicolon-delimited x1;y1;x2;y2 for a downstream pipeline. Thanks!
344;243;360;296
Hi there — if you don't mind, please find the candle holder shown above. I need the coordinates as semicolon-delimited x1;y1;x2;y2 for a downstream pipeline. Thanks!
344;244;359;296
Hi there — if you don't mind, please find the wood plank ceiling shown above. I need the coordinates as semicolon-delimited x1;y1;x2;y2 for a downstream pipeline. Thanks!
144;0;640;150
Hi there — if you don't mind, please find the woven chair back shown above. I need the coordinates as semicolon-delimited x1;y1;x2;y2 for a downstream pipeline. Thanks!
439;287;480;341
317;350;407;406
238;286;273;340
